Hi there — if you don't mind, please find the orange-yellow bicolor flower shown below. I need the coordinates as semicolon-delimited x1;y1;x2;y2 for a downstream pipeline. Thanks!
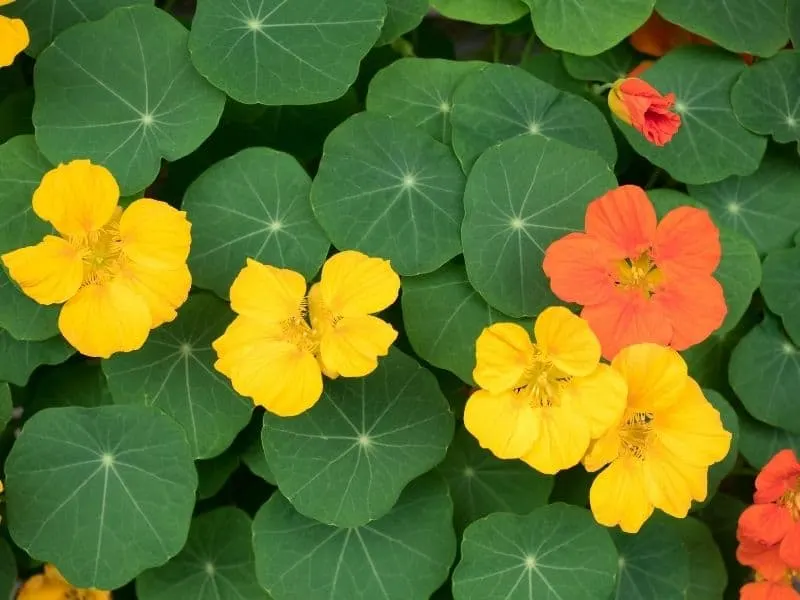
608;77;682;146
0;0;28;68
543;185;726;360
585;344;731;533
1;160;192;358
213;251;400;417
463;306;627;475
18;564;110;600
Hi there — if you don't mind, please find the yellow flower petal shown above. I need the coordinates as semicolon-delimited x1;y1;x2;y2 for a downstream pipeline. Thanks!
0;1;17;6
59;280;151;358
589;458;654;534
119;198;191;269
583;431;621;472
18;565;111;600
32;160;119;237
463;389;538;459
641;444;696;518
1;235;84;304
119;261;191;328
472;322;533;394
0;15;28;68
229;259;306;325
611;343;687;411
534;306;600;376
520;406;591;474
318;250;400;316
561;364;627;438
318;314;397;378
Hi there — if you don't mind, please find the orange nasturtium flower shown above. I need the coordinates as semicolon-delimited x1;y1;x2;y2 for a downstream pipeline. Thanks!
543;185;726;360
0;0;28;68
584;344;731;533
608;77;682;146
18;564;110;600
463;306;627;475
741;578;800;600
1;160;192;358
213;251;400;417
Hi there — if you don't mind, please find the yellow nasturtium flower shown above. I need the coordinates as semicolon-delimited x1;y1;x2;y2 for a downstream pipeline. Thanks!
213;250;400;417
0;0;28;68
464;307;628;475
18;564;110;600
585;343;732;533
1;160;192;358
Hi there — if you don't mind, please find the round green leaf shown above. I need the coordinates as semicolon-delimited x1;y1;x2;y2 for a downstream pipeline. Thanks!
437;426;553;532
366;58;485;144
402;262;520;384
524;0;654;56
183;147;329;299
450;63;617;172
452;503;618;600
616;47;766;185
378;0;428;45
33;6;226;195
656;0;788;57
430;0;529;25
729;316;800;433
699;390;739;506
0;268;59;342
762;247;800;345
739;412;800;469
675;517;727;600
6;405;198;589
310;112;466;276
136;507;266;600
103;293;252;460
0;331;74;386
188;0;385;105
562;43;640;84
732;51;800;144
0;539;15;600
253;474;456;600
196;451;239;501
262;348;454;527
611;514;690;600
0;383;12;432
462;135;617;317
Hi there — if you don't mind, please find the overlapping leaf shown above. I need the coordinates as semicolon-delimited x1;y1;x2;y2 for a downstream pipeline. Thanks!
563;43;640;83
674;518;727;600
0;268;59;341
378;0;428;45
0;332;74;387
431;0;529;24
739;413;800;469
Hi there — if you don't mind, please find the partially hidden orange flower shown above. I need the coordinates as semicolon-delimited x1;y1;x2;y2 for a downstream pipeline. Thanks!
741;579;800;600
543;185;726;359
608;78;681;146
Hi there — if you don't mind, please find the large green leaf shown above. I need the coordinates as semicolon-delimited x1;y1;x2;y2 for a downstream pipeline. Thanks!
437;426;553;532
183;147;329;300
310;112;466;276
262;348;454;527
739;413;800;469
6;405;197;589
253;474;456;600
33;6;226;195
103;293;252;460
562;43;640;84
675;517;727;600
452;503;618;600
616;47;766;185
366;58;485;143
136;508;266;600
462;135;617;317
450;63;617;171
188;0;385;105
0;268;59;341
656;0;788;56
0;331;74;386
378;0;428;45
430;0;529;25
762;246;800;345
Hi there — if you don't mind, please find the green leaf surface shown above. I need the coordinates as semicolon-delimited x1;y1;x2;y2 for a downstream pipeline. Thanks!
0;268;59;342
239;418;276;485
729;316;800;433
0;331;74;387
253;474;456;600
188;0;385;105
790;0;800;48
656;0;788;56
762;247;800;345
0;383;12;432
524;0;655;56
674;517;727;600
452;503;618;600
136;507;266;600
103;293;252;460
462;135;617;317
6;405;197;589
310;112;466;276
366;58;485;143
699;390;739;506
430;0;529;25
617;47;766;185
33;6;226;195
520;50;588;96
183;147;329;299
450;63;617;172
196;451;240;501
0;89;34;144
0;540;15;600
437;426;553;532
262;349;454;527
378;0;428;45
562;43;640;83
739;413;800;469
29;361;113;415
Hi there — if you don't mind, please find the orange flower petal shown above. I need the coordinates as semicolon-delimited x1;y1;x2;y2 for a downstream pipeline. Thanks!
628;60;654;78
584;185;657;257
739;503;795;547
542;232;619;306
611;79;681;146
653;206;721;279
755;449;800;504
741;581;800;600
736;537;788;582
780;522;800;570
629;13;695;57
653;276;726;350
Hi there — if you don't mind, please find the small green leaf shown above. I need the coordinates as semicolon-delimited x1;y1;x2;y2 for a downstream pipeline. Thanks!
183;147;329;300
452;503;618;600
253;474;456;600
430;0;529;25
33;6;226;195
761;247;800;345
262;348;454;527
196;451;239;501
462;135;617;317
698;390;739;507
674;517;727;600
739;412;800;469
0;331;74;387
311;112;466;276
6;405;198;589
378;0;428;45
562;43;640;83
450;63;617;171
0;268;59;342
0;540;16;600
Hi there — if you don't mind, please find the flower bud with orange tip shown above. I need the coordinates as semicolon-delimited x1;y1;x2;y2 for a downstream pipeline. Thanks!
608;78;682;146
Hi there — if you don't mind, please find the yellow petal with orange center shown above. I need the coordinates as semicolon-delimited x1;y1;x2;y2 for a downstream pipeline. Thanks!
317;314;397;378
611;343;688;412
520;405;591;474
59;280;151;358
1;235;84;304
589;457;654;533
0;15;28;68
229;259;306;325
119;261;191;328
463;389;539;459
318;250;400;317
561;364;627;438
472;322;533;394
534;306;601;377
32;160;119;237
119;198;191;269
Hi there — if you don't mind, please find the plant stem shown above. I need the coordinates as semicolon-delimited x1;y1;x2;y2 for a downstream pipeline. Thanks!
493;29;503;63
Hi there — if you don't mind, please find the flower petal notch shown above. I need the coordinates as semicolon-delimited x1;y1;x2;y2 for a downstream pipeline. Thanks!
608;77;682;146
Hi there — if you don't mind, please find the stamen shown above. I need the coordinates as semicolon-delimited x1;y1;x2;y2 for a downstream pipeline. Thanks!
513;346;571;408
619;410;654;460
615;251;662;297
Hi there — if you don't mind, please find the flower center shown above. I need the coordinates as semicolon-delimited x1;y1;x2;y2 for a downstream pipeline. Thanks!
615;252;662;297
514;347;570;408
779;487;800;520
281;302;319;354
73;217;125;286
619;409;655;460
